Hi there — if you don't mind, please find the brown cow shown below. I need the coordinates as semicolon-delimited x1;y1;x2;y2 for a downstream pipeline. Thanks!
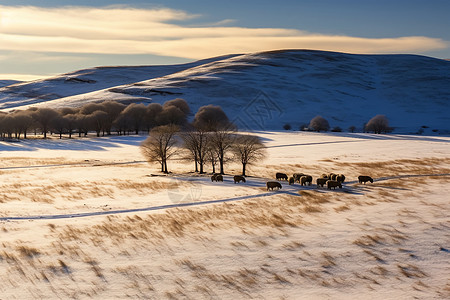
316;177;328;187
267;181;282;191
293;173;305;183
288;177;295;185
234;175;246;184
336;174;345;183
211;174;223;182
300;175;313;186
276;172;288;180
327;180;342;189
358;175;373;184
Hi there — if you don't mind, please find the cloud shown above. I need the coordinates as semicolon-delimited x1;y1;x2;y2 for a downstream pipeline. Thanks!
0;5;447;60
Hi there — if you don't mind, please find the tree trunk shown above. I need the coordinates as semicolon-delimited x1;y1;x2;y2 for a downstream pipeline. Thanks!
219;152;224;174
242;163;247;177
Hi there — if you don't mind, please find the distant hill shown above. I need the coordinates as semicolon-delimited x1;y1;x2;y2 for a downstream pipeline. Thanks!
0;80;22;88
1;50;449;133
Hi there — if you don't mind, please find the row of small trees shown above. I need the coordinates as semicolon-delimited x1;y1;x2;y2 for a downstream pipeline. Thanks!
141;112;266;176
286;114;391;133
0;99;193;140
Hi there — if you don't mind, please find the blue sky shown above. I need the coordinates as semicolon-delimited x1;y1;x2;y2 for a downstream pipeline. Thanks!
1;0;449;80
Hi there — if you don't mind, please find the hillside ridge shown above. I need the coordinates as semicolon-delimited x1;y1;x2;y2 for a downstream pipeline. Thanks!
1;50;449;133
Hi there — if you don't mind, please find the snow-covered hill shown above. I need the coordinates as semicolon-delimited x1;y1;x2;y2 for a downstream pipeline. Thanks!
0;80;22;88
1;50;449;133
0;55;237;110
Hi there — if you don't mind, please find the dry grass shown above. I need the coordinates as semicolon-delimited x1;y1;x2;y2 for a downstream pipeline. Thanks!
16;245;42;259
336;157;450;178
0;156;74;167
0;155;448;298
0;177;178;204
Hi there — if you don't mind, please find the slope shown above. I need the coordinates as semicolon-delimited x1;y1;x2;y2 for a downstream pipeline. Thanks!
0;55;237;110
2;50;450;132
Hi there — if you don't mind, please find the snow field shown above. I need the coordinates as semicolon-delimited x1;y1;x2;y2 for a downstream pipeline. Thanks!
0;131;449;299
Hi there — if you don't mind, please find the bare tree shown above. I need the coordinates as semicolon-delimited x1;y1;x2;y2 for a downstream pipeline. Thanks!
365;114;390;134
74;114;89;137
210;123;236;175
144;103;163;131
119;103;147;134
163;98;190;115
232;135;266;176
141;124;179;173
80;103;104;115
32;108;59;138
181;125;210;173
12;110;34;139
157;105;187;126
86;110;109;137
101;101;126;135
193;105;230;130
50;114;68;139
113;113;132;135
206;147;218;174
1;114;15;139
309;115;330;132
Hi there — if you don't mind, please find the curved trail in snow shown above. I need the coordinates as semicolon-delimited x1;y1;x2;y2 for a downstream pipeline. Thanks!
1;173;449;222
0;191;293;221
0;160;146;171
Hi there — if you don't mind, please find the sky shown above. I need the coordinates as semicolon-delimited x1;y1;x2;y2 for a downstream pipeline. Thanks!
0;0;449;81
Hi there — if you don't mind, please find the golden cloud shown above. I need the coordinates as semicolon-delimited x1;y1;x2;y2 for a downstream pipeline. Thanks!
0;5;447;59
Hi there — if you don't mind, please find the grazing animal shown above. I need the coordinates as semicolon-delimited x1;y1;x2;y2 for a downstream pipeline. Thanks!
330;173;338;181
316;178;328;187
276;172;288;180
358;175;373;184
288;177;294;185
336;174;345;183
267;181;282;191
327;180;342;189
300;175;313;186
233;175;246;184
211;174;223;182
293;173;305;183
321;174;329;179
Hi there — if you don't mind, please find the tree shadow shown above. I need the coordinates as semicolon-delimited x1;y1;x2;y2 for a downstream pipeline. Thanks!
0;135;147;152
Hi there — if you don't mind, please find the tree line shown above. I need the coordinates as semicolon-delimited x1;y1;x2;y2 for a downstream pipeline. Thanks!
0;98;192;140
0;98;266;176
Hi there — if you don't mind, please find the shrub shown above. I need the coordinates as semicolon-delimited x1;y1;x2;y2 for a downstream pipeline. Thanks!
365;115;389;134
331;126;342;132
193;105;230;130
299;124;309;131
309;115;330;132
283;123;292;130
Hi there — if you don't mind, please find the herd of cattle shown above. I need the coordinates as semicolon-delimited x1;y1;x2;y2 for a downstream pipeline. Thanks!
210;173;374;191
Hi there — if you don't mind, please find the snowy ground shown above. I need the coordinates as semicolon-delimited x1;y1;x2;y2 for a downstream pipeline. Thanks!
0;131;449;299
